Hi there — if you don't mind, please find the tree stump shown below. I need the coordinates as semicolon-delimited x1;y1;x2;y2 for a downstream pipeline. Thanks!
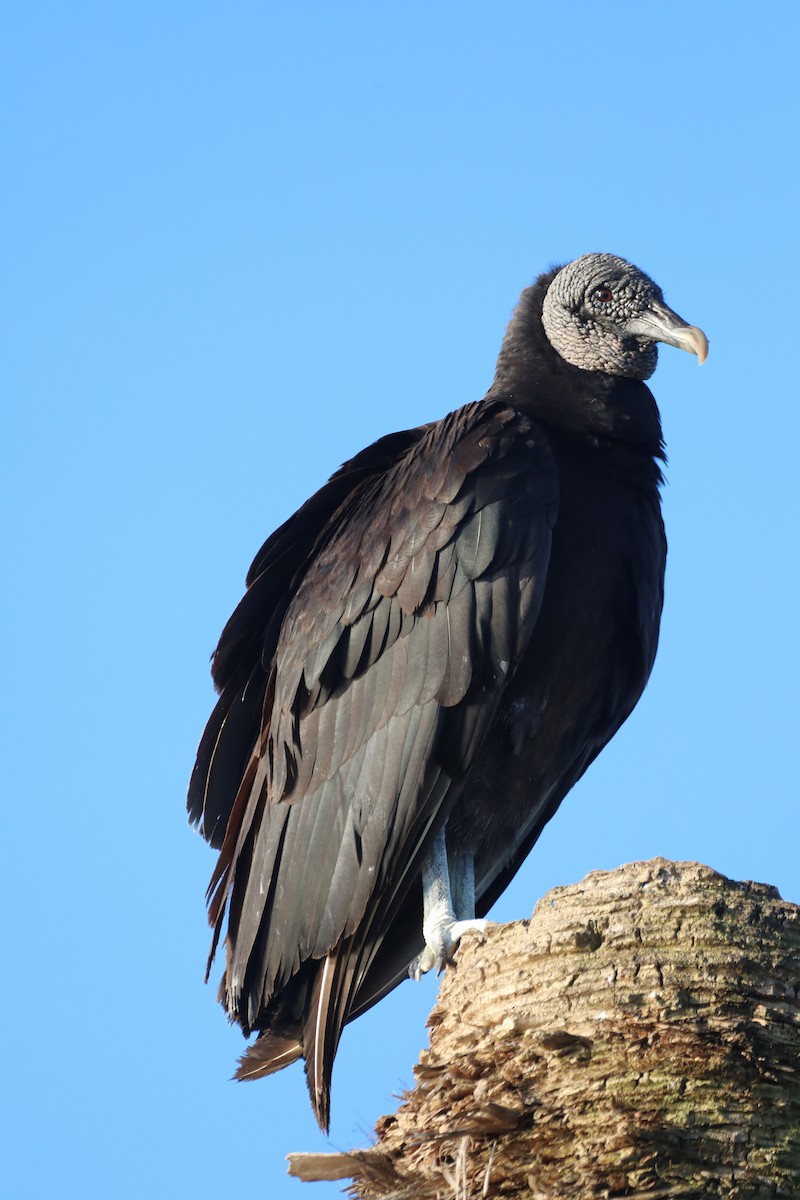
288;859;800;1198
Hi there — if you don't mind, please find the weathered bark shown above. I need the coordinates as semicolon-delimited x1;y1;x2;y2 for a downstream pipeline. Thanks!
289;859;800;1198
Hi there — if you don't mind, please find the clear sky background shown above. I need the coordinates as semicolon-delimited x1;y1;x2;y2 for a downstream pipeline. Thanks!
4;4;799;1197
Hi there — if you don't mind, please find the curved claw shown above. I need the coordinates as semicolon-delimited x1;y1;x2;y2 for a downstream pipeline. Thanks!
408;918;492;981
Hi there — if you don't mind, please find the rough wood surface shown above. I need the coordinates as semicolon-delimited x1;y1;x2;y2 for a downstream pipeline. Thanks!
288;859;800;1198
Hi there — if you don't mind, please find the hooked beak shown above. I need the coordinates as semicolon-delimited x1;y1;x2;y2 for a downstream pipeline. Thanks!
627;298;709;364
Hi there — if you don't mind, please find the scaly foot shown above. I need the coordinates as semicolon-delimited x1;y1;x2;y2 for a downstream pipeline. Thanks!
408;917;492;980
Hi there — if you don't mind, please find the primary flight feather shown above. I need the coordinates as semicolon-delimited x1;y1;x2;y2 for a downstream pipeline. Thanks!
188;253;707;1130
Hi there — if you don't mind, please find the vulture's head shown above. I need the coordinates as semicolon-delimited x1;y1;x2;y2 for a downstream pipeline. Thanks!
541;253;708;380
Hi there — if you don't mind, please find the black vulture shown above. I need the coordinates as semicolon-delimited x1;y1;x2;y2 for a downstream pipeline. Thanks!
188;253;707;1130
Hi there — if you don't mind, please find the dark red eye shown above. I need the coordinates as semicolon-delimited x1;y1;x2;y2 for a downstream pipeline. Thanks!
594;286;613;303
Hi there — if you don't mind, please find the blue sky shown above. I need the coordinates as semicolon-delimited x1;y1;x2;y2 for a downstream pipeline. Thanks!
4;4;799;1197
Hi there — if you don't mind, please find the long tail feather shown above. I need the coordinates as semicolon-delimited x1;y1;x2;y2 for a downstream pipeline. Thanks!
235;1030;303;1081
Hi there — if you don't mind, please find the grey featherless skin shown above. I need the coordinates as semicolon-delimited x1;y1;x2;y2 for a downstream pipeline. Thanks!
541;253;707;379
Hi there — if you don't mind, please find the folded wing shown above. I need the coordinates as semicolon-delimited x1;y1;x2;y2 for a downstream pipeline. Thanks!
188;399;559;1127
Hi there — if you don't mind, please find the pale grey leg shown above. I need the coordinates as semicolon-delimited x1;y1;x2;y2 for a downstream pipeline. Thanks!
449;842;476;922
409;826;490;980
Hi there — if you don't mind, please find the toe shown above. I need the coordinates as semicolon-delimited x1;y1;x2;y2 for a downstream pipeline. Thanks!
451;918;492;942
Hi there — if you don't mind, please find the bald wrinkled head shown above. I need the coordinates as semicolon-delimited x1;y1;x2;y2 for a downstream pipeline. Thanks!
542;253;708;380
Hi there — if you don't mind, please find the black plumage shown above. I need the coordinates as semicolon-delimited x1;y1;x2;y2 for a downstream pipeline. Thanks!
188;254;707;1129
